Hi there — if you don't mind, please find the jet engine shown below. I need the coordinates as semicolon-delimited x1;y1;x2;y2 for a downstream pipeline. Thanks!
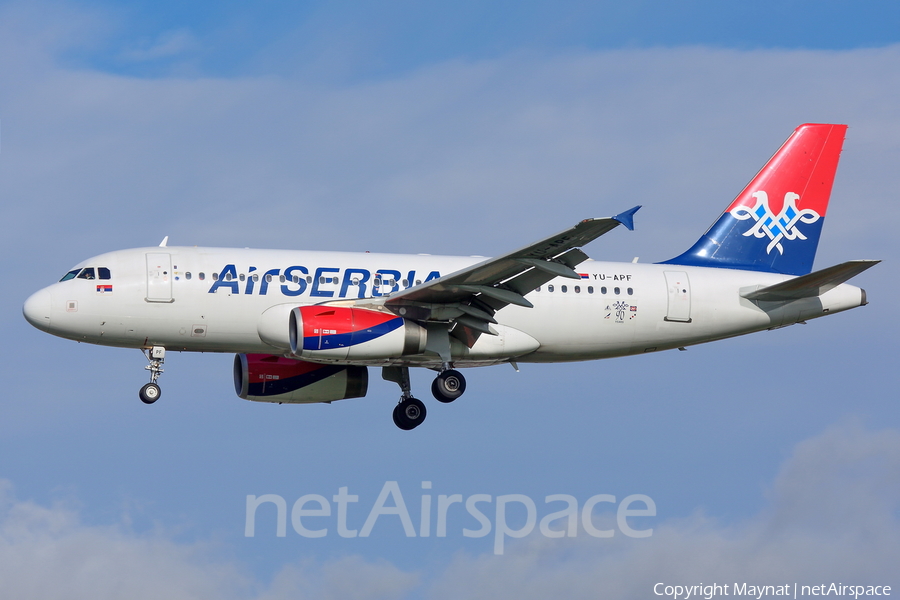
289;305;426;360
234;353;368;404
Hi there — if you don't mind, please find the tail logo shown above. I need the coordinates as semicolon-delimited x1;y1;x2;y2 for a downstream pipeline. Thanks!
730;191;821;255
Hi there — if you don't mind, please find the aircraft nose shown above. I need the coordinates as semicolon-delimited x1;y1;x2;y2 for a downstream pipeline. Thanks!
23;288;52;331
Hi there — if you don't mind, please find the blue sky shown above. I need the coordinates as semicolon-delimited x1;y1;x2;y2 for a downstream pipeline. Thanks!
1;1;899;598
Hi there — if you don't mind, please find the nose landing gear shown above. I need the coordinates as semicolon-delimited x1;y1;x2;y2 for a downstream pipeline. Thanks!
140;346;165;404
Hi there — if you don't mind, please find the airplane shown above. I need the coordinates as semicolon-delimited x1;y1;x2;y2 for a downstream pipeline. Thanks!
23;123;878;430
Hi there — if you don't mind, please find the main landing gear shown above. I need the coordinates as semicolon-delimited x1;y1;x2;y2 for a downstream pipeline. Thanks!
432;369;466;403
139;346;165;404
383;365;467;430
393;397;427;431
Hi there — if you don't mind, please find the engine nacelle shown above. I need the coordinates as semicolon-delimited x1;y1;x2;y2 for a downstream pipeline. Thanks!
289;306;426;360
234;353;368;404
257;303;297;350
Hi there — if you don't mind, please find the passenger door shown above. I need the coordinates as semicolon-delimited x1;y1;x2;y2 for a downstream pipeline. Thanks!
146;253;173;303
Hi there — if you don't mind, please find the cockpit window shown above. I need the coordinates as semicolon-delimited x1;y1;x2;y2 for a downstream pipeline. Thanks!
59;267;110;282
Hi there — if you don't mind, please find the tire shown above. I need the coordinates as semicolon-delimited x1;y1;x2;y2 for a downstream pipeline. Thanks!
393;397;426;430
432;369;466;403
139;383;161;404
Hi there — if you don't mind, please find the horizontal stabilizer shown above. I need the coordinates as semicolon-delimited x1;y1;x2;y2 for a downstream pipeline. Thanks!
740;260;880;301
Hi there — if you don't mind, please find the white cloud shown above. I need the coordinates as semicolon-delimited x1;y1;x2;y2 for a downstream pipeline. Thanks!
255;557;419;600
0;479;418;600
426;421;900;599
3;3;900;265
1;4;897;598
119;29;199;62
0;423;896;599
0;482;250;599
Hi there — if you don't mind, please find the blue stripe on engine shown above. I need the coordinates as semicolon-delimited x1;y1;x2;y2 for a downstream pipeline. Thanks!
248;364;346;397
303;317;403;351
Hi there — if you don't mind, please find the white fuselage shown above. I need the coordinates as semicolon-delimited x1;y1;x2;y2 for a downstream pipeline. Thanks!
23;246;867;367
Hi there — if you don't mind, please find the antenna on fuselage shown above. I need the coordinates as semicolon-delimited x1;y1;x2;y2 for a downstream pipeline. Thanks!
159;236;169;247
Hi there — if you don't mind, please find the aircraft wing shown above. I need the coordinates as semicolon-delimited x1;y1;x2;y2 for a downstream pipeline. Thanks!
341;206;640;346
740;259;880;301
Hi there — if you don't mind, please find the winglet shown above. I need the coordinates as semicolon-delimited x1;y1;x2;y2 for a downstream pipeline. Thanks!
159;236;169;247
613;206;641;231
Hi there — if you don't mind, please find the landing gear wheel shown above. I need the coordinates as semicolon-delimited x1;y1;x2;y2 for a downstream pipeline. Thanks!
139;382;161;404
392;397;427;430
432;369;466;403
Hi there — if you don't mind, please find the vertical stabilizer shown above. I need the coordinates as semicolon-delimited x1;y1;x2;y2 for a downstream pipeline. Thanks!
663;123;847;276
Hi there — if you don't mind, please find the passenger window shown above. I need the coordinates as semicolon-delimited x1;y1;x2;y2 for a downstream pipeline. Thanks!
252;274;259;282
548;285;555;292
239;274;245;282
588;286;594;294
574;286;581;293
98;267;111;280
213;273;219;280
293;275;299;283
199;272;206;281
627;287;633;295
265;274;272;283
535;286;541;292
185;272;192;280
280;275;286;283
59;269;80;282
601;286;607;294
561;285;568;293
77;268;96;280
614;287;620;295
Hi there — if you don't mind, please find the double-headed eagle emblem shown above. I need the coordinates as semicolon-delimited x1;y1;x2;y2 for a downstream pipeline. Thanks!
730;191;821;255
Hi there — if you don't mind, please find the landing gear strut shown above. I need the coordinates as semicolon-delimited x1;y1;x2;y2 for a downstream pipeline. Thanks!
140;346;165;404
383;366;427;430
